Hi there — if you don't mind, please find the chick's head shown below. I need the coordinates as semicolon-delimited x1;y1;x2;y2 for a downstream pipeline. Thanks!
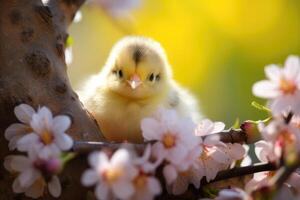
103;36;172;99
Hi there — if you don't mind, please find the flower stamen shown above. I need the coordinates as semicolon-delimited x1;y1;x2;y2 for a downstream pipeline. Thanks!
40;130;54;145
133;174;147;188
280;78;297;95
103;168;122;184
162;133;176;148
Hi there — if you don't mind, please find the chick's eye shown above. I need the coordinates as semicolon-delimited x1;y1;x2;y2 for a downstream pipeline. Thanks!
113;69;123;78
118;70;123;78
149;73;154;82
156;74;160;81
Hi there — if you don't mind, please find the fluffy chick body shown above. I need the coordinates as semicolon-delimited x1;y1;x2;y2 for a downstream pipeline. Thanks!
79;36;201;143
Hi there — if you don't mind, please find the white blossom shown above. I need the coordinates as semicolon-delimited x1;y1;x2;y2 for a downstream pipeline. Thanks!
4;151;62;199
253;55;300;116
141;108;198;167
4;104;35;150
129;145;162;200
81;149;138;200
17;106;73;158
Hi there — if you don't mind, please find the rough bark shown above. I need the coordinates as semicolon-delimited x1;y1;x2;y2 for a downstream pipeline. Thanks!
0;0;104;199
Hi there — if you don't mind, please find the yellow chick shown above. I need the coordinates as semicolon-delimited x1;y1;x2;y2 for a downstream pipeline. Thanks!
79;36;201;143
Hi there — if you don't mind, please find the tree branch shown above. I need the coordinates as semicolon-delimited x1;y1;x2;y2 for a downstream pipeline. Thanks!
202;162;278;185
0;1;102;199
72;129;248;153
47;0;86;26
271;157;300;189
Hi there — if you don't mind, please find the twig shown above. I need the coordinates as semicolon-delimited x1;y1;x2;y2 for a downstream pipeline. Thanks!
72;129;247;153
203;129;247;144
202;162;278;185
284;112;293;124
270;158;300;189
72;141;145;153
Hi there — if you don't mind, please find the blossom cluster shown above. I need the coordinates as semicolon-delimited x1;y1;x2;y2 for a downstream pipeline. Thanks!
4;55;300;199
81;108;246;200
210;55;300;199
4;104;74;198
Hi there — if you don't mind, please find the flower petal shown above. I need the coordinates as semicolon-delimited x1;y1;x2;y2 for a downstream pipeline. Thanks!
212;122;225;133
167;144;188;165
8;135;23;151
111;148;131;166
147;177;161;195
252;80;279;98
112;181;135;199
265;64;282;82
284;55;300;80
171;175;189;195
204;159;220;181
52;115;71;133
95;183;109;200
255;140;272;162
210;148;231;164
12;178;26;193
10;155;31;172
48;176;61;198
81;169;99;186
269;98;289;116
163;164;178;185
227;143;246;160
24;178;45;199
30;107;53;133
89;152;108;169
14;104;35;124
19;169;40;188
38;144;60;159
141;118;162;141
188;167;203;189
54;133;73;151
17;133;40;152
151;142;166;161
5;123;29;140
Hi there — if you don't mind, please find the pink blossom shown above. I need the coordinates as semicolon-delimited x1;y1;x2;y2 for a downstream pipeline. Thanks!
166;119;245;195
81;149;138;200
4;151;62;199
163;145;203;195
4;104;35;150
16;106;73;158
245;140;279;192
141;108;198;166
215;188;251;200
129;145;162;200
195;119;245;182
252;55;300;116
259;118;300;157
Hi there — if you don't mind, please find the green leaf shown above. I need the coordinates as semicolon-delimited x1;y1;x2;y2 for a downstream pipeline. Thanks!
66;36;74;47
61;152;76;165
251;101;271;113
231;118;240;129
202;186;219;198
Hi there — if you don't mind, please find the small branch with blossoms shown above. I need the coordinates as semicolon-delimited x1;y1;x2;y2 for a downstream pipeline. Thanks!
3;55;300;200
71;128;247;153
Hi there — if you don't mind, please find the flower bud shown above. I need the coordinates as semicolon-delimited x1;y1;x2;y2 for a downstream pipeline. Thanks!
240;121;260;143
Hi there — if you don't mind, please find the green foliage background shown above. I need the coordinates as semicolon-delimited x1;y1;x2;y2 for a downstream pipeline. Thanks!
69;0;300;125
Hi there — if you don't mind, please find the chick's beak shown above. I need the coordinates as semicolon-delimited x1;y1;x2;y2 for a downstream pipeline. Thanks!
127;74;142;90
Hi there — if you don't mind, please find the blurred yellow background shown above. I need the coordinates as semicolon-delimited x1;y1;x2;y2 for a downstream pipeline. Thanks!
69;0;300;125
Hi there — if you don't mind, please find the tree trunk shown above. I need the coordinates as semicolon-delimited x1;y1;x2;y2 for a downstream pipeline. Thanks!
0;0;103;199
